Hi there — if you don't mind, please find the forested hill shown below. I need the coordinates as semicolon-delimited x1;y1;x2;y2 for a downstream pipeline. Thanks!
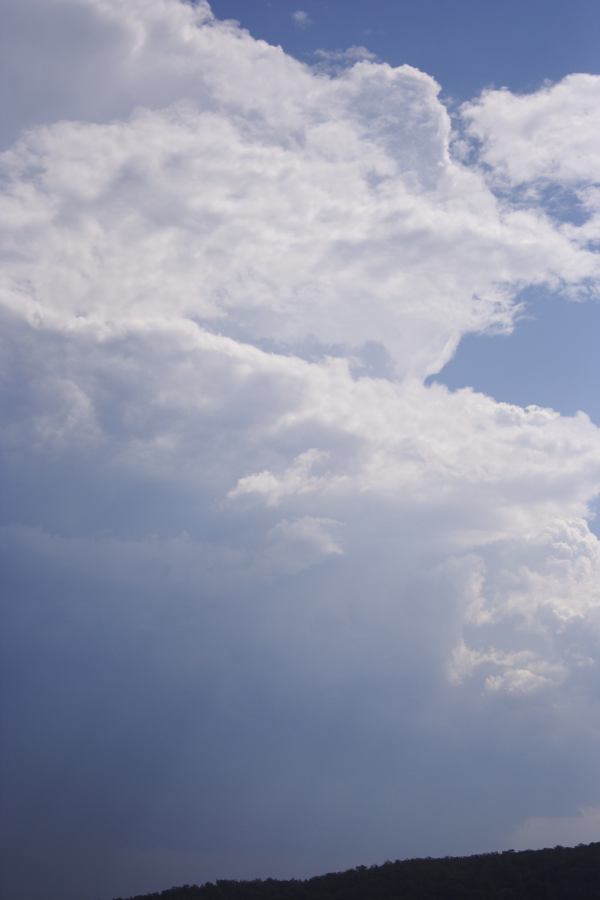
116;842;600;900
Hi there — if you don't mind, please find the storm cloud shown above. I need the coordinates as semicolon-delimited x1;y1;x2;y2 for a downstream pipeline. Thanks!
1;2;600;899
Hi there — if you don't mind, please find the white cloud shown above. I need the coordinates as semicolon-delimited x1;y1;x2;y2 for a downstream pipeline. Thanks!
461;75;600;255
292;9;312;28
2;2;600;897
0;0;214;147
313;46;377;72
462;75;600;188
448;517;600;696
2;72;598;379
229;450;335;507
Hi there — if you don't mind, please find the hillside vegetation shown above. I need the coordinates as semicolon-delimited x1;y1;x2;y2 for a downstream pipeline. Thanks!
116;842;600;900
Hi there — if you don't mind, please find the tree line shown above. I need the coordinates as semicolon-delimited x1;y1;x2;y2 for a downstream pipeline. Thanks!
115;841;600;900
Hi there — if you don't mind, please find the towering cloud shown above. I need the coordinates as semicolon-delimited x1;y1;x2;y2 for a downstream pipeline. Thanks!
1;3;600;900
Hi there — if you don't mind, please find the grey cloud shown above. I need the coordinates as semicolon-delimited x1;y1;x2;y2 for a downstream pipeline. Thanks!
2;3;600;900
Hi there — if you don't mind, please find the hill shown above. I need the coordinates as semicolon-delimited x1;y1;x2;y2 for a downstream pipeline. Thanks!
115;842;600;900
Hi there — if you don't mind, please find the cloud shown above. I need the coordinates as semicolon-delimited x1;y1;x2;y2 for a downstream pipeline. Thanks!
262;516;344;576
292;9;312;28
462;75;600;188
2;69;598;379
0;0;215;148
2;3;600;899
510;807;600;851
313;46;377;72
461;75;600;252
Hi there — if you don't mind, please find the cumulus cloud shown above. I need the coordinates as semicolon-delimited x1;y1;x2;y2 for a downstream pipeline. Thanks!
462;75;600;188
2;2;600;899
461;74;600;253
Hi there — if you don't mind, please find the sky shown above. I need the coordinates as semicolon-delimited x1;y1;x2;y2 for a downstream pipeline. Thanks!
1;2;600;900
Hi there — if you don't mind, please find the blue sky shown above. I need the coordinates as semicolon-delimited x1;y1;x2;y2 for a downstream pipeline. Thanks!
435;291;600;423
211;0;600;99
1;3;600;900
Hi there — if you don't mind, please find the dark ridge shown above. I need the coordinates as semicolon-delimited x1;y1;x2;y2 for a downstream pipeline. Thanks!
115;842;600;900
